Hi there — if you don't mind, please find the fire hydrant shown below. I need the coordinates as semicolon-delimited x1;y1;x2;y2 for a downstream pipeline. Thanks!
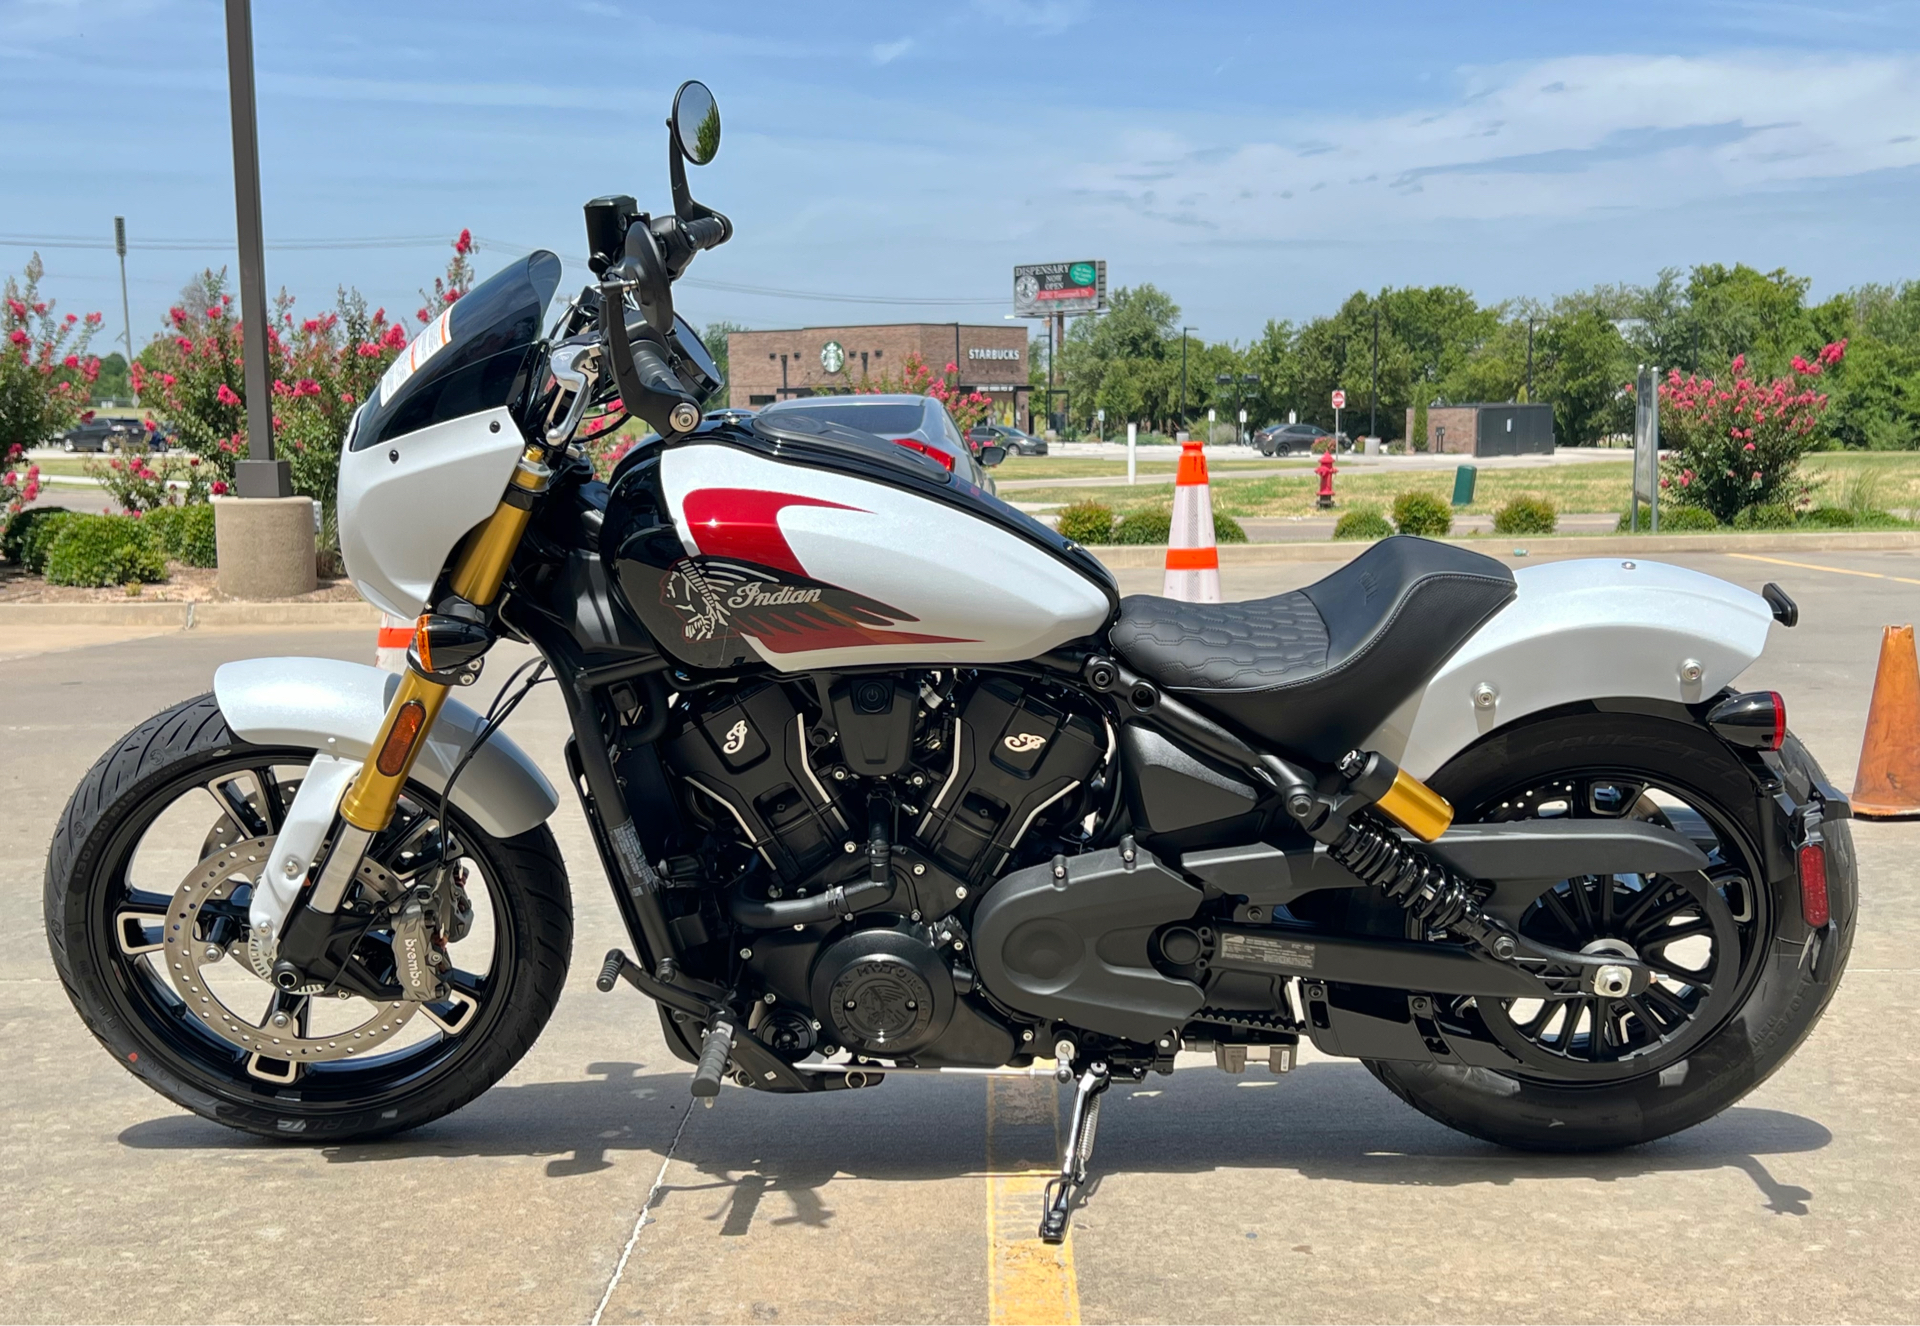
1315;448;1338;509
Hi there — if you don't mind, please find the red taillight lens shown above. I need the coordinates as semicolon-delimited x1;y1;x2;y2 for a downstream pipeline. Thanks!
1706;690;1787;751
1798;841;1830;927
1767;691;1786;750
892;437;954;471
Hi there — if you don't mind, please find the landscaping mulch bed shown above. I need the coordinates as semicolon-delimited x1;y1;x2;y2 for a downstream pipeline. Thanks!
0;562;362;604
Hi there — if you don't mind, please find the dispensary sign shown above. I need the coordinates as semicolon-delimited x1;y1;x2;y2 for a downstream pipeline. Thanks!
1013;260;1107;317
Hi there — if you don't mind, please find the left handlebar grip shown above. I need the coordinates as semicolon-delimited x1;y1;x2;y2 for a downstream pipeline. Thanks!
683;215;730;251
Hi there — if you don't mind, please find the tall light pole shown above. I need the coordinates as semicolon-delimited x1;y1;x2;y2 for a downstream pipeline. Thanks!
1369;308;1379;441
1179;326;1196;434
1525;316;1535;403
225;0;287;498
113;217;133;401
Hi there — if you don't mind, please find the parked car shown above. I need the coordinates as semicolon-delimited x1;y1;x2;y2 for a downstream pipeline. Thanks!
756;393;1002;494
55;417;146;453
1255;422;1350;456
966;423;1047;457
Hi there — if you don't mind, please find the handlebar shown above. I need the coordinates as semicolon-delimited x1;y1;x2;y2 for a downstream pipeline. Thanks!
681;215;730;252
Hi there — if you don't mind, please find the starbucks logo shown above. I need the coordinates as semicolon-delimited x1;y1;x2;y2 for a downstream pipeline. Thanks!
820;341;846;373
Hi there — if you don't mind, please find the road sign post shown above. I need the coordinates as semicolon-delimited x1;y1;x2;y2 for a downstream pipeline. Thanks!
1632;364;1660;533
1127;422;1137;486
1332;389;1345;444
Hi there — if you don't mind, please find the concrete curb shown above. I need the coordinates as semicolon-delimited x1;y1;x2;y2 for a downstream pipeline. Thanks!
1087;528;1920;568
0;600;382;628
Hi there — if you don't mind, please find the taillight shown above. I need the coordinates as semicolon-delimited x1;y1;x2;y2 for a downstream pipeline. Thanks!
892;437;954;471
1706;690;1786;751
1798;840;1830;927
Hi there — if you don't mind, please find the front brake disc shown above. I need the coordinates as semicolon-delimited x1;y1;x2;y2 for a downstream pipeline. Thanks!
162;838;421;1066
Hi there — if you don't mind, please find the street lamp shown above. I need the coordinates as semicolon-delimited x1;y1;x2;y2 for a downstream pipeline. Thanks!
1179;326;1196;435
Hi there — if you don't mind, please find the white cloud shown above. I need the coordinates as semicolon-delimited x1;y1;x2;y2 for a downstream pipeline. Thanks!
1058;52;1920;241
871;37;913;65
972;0;1092;34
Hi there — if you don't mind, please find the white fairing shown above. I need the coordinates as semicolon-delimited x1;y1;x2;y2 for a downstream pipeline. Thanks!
337;405;523;619
658;444;1111;669
1369;558;1775;778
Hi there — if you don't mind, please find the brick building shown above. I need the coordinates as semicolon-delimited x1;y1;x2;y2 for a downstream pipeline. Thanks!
728;323;1030;425
1408;403;1555;456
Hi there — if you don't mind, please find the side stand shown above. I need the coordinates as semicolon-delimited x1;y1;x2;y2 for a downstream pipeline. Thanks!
1039;1060;1110;1244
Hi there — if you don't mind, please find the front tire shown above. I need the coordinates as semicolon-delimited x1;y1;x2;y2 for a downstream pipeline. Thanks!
1364;711;1854;1151
45;693;572;1141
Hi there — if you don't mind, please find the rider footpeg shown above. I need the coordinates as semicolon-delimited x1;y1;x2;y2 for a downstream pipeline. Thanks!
596;948;638;992
691;1018;736;1102
1039;1061;1110;1245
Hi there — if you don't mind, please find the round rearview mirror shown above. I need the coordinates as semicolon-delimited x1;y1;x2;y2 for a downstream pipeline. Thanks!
672;81;721;165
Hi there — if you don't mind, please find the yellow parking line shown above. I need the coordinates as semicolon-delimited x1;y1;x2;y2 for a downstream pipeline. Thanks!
1728;552;1920;586
986;1074;1081;1326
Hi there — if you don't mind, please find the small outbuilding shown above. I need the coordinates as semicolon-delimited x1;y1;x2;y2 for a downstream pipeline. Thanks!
1412;403;1555;457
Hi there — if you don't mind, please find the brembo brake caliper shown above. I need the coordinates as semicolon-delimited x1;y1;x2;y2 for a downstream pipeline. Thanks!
1282;750;1657;1001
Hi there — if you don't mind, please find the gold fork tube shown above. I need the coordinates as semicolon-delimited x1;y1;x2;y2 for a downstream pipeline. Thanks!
336;446;546;833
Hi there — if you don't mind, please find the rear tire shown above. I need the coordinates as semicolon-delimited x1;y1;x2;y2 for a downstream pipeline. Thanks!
1364;711;1854;1151
46;693;572;1142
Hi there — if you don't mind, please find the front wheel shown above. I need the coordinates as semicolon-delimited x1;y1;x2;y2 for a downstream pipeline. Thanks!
45;693;572;1141
1364;710;1854;1151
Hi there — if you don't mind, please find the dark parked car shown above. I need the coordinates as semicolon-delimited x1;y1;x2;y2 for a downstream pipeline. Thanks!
56;417;149;453
756;393;1002;493
966;423;1047;457
1255;422;1349;456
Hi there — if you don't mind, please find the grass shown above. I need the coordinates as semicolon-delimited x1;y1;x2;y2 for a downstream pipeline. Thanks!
1004;450;1920;521
994;454;1305;481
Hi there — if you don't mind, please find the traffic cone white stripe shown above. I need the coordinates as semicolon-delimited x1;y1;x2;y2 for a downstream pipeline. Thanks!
1164;439;1221;603
376;612;415;673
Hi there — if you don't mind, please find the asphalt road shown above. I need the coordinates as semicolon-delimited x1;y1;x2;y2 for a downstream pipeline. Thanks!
4;549;1919;1324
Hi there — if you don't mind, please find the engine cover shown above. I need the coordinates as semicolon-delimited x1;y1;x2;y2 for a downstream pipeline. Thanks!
971;841;1205;1045
810;925;955;1056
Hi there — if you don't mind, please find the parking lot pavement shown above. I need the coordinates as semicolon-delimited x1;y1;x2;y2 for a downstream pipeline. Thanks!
5;548;1920;1323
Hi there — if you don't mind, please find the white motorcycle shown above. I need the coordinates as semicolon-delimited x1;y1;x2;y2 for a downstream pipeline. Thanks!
46;82;1853;1241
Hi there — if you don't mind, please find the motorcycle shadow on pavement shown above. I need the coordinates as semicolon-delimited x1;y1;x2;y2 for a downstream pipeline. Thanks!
117;1057;1830;1224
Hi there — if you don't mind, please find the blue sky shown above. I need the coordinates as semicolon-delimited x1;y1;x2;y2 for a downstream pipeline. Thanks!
6;0;1920;357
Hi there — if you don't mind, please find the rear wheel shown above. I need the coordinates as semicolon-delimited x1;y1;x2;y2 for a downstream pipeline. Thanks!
46;693;572;1141
1364;711;1853;1151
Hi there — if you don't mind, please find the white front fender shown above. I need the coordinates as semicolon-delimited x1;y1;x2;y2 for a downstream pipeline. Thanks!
1368;559;1775;779
213;657;559;838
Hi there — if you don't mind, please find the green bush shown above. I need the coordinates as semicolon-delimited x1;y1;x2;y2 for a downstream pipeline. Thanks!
1615;505;1720;532
1733;502;1797;530
143;503;218;567
1055;500;1115;545
1334;505;1394;540
43;514;168;587
1490;495;1557;535
1108;507;1247;545
1799;505;1856;528
1;507;75;572
1391;490;1453;537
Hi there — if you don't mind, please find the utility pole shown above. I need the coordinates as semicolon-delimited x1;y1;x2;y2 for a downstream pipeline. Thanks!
1369;308;1379;440
224;0;288;498
1525;316;1534;403
113;217;133;403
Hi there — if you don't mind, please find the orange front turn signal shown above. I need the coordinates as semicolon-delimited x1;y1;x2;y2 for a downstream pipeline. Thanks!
375;700;427;776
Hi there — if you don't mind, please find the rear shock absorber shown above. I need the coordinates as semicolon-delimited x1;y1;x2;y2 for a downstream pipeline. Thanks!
1325;818;1512;955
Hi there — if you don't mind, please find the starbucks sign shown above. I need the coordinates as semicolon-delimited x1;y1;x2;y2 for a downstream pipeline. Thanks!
820;341;846;373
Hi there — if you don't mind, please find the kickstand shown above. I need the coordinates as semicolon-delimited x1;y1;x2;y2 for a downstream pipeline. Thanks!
1039;1060;1110;1244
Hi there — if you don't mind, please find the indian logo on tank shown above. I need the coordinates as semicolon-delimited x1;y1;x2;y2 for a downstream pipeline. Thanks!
721;720;751;755
1003;732;1048;753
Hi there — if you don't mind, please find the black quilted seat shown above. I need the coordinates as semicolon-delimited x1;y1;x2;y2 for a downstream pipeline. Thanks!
1109;536;1516;760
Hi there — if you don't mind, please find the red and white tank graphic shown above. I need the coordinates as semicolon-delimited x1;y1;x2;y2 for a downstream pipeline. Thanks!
655;445;1110;671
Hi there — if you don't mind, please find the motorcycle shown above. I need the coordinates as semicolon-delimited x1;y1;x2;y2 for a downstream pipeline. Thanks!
46;82;1855;1243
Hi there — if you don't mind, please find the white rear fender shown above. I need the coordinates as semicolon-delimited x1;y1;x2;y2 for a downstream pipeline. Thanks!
213;657;559;840
1368;559;1776;779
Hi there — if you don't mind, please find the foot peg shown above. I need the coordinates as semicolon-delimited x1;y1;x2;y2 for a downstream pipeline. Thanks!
1039;1061;1110;1244
596;948;638;992
690;1018;736;1102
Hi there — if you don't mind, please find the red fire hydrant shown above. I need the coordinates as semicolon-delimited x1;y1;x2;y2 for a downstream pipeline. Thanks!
1315;448;1338;509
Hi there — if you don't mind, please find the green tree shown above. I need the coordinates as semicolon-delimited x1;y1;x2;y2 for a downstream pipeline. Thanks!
1538;306;1632;445
702;319;746;407
1685;264;1816;380
92;351;131;404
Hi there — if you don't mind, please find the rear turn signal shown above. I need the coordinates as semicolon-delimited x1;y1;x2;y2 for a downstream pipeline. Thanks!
1798;840;1830;927
1706;690;1786;751
892;437;955;472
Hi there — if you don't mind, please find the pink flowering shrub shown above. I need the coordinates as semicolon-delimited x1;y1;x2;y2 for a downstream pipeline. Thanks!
2;253;102;531
1656;343;1844;523
134;234;472;546
87;448;213;513
855;351;996;434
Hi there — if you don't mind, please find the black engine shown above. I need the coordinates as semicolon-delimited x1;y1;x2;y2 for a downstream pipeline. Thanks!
656;671;1110;1066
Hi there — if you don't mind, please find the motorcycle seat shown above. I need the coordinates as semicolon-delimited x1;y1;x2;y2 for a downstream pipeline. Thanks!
1109;536;1515;762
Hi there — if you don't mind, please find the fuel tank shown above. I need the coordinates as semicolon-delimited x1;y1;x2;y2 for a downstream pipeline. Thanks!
603;425;1116;672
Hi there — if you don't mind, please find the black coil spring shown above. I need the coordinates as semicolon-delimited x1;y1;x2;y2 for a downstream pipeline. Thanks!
1328;818;1495;943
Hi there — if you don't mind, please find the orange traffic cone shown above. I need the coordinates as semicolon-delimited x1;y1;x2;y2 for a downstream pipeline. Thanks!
376;612;416;674
1164;439;1221;603
1852;623;1920;818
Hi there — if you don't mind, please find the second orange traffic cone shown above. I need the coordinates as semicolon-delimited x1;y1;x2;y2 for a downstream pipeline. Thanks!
1852;623;1920;819
1164;439;1221;603
376;612;416;674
